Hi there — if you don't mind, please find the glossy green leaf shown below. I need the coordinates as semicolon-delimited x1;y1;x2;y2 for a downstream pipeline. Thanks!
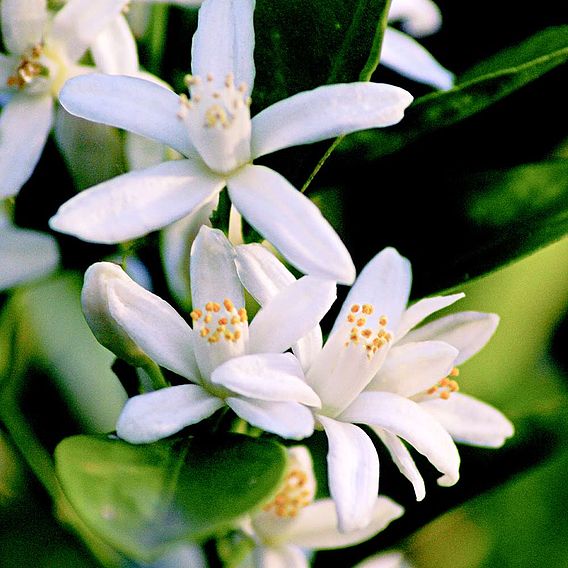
341;25;568;160
253;0;390;110
55;434;287;562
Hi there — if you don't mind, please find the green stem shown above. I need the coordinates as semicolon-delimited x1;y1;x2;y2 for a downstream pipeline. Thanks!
300;135;345;194
147;5;169;76
141;359;169;391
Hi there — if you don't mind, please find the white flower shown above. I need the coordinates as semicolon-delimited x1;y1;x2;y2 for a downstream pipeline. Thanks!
50;0;413;285
0;0;131;198
82;226;338;443
0;202;59;291
236;244;513;532
382;0;454;90
238;446;404;568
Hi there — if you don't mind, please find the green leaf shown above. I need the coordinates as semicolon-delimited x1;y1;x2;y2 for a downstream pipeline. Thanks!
55;434;287;562
342;25;568;160
253;0;390;110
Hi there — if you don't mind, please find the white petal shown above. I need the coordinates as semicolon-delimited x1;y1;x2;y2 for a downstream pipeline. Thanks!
0;94;53;198
331;247;411;337
191;0;255;88
228;165;355;284
49;159;224;244
292;326;323;374
251;82;413;159
0;54;15;89
90;14;139;75
190;225;244;309
226;397;315;440
381;28;454;90
339;391;460;486
388;0;442;37
373;428;425;501
251;546;309;568
59;74;195;157
160;198;217;310
211;353;320;406
248;276;335;355
366;341;458;397
401;311;500;365
396;293;464;340
50;0;128;64
318;416;379;533
116;384;223;443
354;551;410;568
270;496;403;549
0;225;59;290
1;0;47;54
420;392;514;448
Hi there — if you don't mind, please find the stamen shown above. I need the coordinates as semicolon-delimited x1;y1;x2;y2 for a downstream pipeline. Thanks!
193;298;247;345
343;303;392;358
263;469;312;518
426;367;461;400
7;44;48;90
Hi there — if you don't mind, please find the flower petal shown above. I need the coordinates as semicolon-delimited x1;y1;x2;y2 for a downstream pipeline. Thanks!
248;276;335;355
401;311;500;365
331;247;411;337
354;551;409;568
228;164;355;284
59;74;195;157
226;397;315;440
83;262;200;379
50;0;129;64
318;416;380;533
388;0;442;37
373;428;425;501
116;384;223;443
191;0;255;88
271;496;403;549
396;293;464;340
0;93;53;198
366;341;458;397
250;546;309;568
251;82;413;159
211;353;320;407
1;0;47;54
339;391;460;487
90;14;139;75
381;27;454;90
49;159;224;244
420;392;514;448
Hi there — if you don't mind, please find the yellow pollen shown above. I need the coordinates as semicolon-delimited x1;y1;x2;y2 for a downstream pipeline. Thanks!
427;386;437;395
361;329;373;338
223;299;234;312
449;367;460;377
344;306;392;358
362;304;374;315
263;469;311;518
428;367;461;400
204;104;230;128
440;391;450;400
238;308;248;322
230;316;241;325
218;317;228;326
347;314;355;323
379;316;388;327
7;44;47;89
356;318;366;327
350;304;360;313
200;327;210;337
204;314;213;324
233;330;241;341
195;299;247;345
190;309;202;320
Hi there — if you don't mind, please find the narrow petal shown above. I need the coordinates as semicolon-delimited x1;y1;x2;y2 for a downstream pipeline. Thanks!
269;496;403;549
373;428;425;501
318;416;380;533
190;225;244;309
339;391;460;486
1;0;47;54
388;0;442;37
116;384;223;443
211;353;320;407
292;326;323;374
381;28;454;90
396;293;464;340
420;392;514;448
248;276;335;355
191;0;255;88
366;341;458;398
90;14;139;75
251;82;413;159
228;165;355;284
354;551;410;568
226;397;315;440
49;159;224;244
331;247;411;337
50;0;128;64
401;311;500;365
0;93;53;198
59;74;195;157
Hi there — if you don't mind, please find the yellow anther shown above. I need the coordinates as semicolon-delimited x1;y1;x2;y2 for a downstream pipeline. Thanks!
218;317;228;326
440;391;450;400
224;73;234;88
347;314;355;323
238;308;248;322
378;315;388;327
356;318;366;327
206;72;214;82
361;329;373;338
205;104;229;127
362;304;374;315
200;327;210;337
204;314;212;324
224;299;234;312
350;304;360;313
233;330;241;341
427;386;438;395
448;380;459;392
449;367;460;377
190;309;202;320
224;331;234;341
439;377;450;388
230;316;241;325
208;333;220;343
205;302;214;312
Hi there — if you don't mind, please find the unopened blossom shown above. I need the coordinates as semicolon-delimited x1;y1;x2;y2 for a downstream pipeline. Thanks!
236;244;513;532
382;0;454;90
0;0;131;198
238;446;404;568
82;226;337;443
50;0;413;284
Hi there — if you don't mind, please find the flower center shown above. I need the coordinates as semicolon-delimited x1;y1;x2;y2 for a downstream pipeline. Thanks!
343;303;392;359
191;298;248;344
262;466;313;518
7;44;49;90
177;72;252;173
426;367;460;400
